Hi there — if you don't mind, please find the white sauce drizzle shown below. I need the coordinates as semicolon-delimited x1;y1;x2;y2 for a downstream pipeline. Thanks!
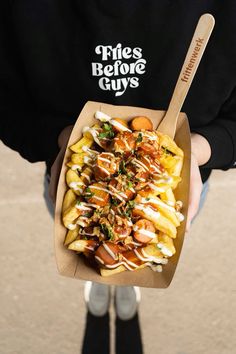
95;111;111;122
71;164;82;171
103;243;118;260
81;172;91;183
67;223;77;230
166;201;175;206
134;228;156;239
124;139;131;151
75;204;92;211
109;185;127;199
82;127;103;147
134;204;160;219
132;159;149;172
157;243;173;257
138;178;146;182
105;261;133;271
102;152;114;157
95;255;105;264
90;185;108;193
82;146;99;155
176;212;185;222
97;165;110;175
122;256;139;269
110;119;132;132
98;157;112;164
69;182;83;193
148;183;165;193
141;197;175;212
84;156;92;164
85;203;100;208
76;220;87;227
141;248;168;264
150;164;162;173
92;195;104;202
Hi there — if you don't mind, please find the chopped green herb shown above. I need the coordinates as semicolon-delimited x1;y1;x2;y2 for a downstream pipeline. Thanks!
136;132;143;143
118;160;127;174
83;213;91;218
85;187;95;197
98;126;115;139
127;200;135;208
94;209;102;216
76;200;82;206
127;181;133;189
123;210;131;218
145;197;150;201
111;198;119;206
98;132;107;139
101;224;114;240
103;123;112;131
122;200;135;218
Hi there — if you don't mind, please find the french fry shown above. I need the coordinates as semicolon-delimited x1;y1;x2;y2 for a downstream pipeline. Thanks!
80;166;93;185
68;239;98;252
100;263;148;277
157;131;184;157
133;204;177;238
66;161;84;171
169;155;184;177
71;153;87;165
138;183;169;198
70;136;93;153
100;265;127;277
68;239;88;252
64;227;80;246
149;235;159;243
62;202;79;228
66;169;86;195
143;244;165;258
159;154;178;169
169;175;182;190
157;233;176;257
83;124;100;139
160;188;176;205
62;189;77;213
141;196;180;227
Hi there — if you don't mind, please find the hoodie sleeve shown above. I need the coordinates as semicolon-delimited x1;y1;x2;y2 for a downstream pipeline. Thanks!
191;85;236;170
0;1;73;164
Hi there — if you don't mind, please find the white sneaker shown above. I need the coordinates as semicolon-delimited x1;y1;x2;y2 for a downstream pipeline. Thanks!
84;281;110;317
115;286;141;321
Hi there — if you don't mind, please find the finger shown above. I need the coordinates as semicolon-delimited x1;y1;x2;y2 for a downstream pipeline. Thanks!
186;178;202;231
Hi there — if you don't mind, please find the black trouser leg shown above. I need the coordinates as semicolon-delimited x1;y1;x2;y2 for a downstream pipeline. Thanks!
81;311;110;354
115;313;143;354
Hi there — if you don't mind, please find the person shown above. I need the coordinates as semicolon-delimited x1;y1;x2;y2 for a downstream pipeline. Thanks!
1;1;236;353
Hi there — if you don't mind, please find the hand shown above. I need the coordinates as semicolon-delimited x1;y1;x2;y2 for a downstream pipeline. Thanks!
186;152;203;231
49;125;73;204
186;133;211;231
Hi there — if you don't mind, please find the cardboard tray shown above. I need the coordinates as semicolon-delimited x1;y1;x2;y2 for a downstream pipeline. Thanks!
54;101;191;288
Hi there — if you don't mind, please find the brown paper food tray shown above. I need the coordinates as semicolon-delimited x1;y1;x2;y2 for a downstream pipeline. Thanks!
55;101;191;288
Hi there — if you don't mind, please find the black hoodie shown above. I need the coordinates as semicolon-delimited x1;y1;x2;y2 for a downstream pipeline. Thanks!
1;1;236;182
